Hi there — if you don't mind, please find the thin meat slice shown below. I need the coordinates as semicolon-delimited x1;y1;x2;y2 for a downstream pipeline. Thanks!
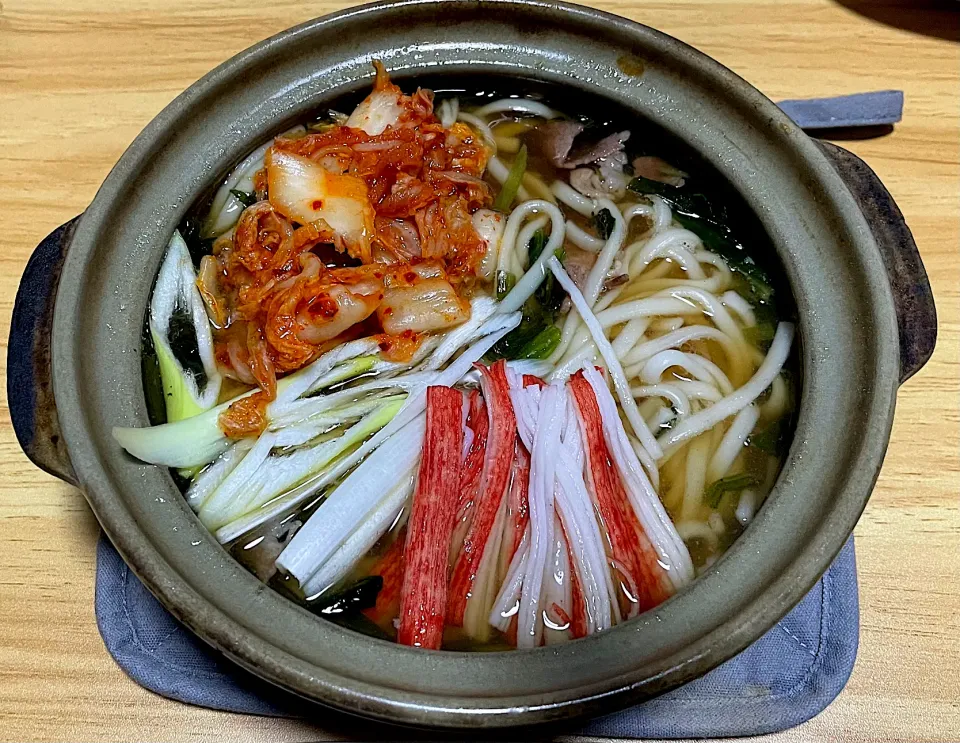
363;529;405;628
563;131;630;169
537;120;585;167
397;386;464;649
568;371;673;616
447;361;518;626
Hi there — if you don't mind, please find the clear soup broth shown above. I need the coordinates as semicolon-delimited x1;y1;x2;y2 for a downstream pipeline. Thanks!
138;71;798;650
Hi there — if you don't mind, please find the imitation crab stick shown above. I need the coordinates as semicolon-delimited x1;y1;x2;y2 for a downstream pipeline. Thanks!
397;386;464;649
363;529;406;628
569;371;673;616
447;361;517;627
497;443;530;582
450;390;489;562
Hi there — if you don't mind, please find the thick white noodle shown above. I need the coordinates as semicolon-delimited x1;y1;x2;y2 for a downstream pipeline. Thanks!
550;180;594;216
621;325;740;368
658;323;795;451
513;215;550;276
498;201;567;315
565;220;606;252
630;384;691;416
721;290;757;327
706;404;761;482
475;98;559;119
548;257;663;461
640;350;734;396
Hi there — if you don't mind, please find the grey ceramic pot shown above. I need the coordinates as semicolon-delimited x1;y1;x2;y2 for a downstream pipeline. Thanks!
8;0;936;729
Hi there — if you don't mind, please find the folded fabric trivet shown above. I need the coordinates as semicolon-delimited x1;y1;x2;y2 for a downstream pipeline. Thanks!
777;90;904;130
95;536;857;739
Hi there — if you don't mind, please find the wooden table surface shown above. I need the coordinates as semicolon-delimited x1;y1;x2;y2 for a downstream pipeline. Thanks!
1;0;958;740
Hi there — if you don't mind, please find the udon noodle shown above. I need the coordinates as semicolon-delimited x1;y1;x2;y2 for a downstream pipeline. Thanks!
116;66;796;650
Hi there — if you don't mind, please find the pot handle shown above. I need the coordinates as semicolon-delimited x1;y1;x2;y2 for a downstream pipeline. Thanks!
7;218;82;485
815;141;937;384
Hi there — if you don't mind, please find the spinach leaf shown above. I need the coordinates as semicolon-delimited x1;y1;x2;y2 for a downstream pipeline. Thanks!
515;325;562;360
528;229;565;312
495;270;517;300
592;208;616;240
493;145;528;212
489;229;566;360
749;420;784;456
704;473;759;508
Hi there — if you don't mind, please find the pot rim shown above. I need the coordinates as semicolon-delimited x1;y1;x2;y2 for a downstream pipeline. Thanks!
49;0;899;728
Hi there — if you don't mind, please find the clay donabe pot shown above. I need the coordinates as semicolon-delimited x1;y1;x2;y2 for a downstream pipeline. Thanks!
7;0;936;729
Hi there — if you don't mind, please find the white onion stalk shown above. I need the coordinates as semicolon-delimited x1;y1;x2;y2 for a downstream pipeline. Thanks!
276;415;427;586
185;439;254;511
278;312;520;507
114;339;381;468
149;230;221;422
301;473;416;597
547;256;663;462
198;397;405;531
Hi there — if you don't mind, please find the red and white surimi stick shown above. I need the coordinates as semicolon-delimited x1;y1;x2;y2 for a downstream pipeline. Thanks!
569;371;673;616
447;361;517;627
397;386;464;649
505;368;618;636
579;364;694;590
542;510;573;646
517;383;563;648
363;529;405;628
497;443;530;583
553;385;618;632
450;390;489;563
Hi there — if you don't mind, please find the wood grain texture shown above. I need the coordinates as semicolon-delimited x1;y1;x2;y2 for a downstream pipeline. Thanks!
0;0;957;740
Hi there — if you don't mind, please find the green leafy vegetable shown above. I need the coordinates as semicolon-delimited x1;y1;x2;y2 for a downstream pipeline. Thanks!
628;175;777;307
487;294;551;360
489;229;566;361
309;576;383;616
528;229;565;312
749;420;783;455
495;270;517;300
515;325;562;360
704;473;759;508
229;189;257;208
493;144;528;212
592;208;616;240
628;177;718;222
743;322;776;346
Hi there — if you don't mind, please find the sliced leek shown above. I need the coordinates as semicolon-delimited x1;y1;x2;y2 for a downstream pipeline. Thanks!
149;230;221;422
